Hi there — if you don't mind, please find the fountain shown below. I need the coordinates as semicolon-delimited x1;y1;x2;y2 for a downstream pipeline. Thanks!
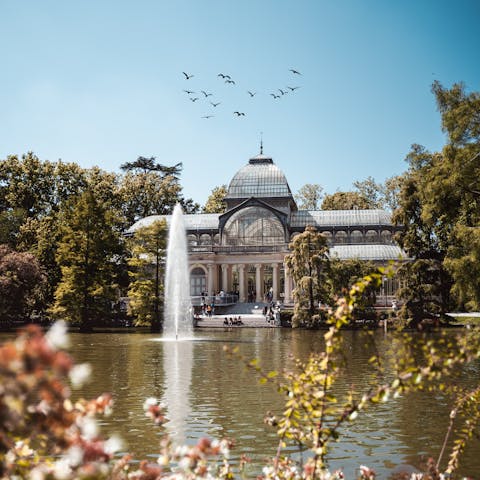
163;204;193;340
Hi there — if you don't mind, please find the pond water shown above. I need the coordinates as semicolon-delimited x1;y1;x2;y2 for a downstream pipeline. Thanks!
7;328;480;478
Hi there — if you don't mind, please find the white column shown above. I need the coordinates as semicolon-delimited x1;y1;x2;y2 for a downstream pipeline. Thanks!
221;264;229;291
238;264;246;302
207;264;214;296
284;264;292;304
255;264;262;302
272;263;279;302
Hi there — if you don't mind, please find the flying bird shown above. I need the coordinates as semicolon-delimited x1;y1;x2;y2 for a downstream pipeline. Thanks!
218;73;231;79
270;93;280;99
289;69;301;75
183;72;194;79
287;86;300;91
201;90;213;97
247;91;256;97
233;111;245;116
202;115;214;119
210;101;221;107
278;89;287;95
190;97;199;102
225;79;235;84
183;89;195;94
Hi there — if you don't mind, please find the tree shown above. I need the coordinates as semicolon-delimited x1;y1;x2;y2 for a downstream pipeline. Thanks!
321;191;374;210
284;226;330;327
353;176;383;209
51;190;122;331
383;174;405;212
203;185;227;213
121;155;183;178
393;145;453;326
0;245;46;323
294;183;323;210
127;220;167;330
394;82;480;315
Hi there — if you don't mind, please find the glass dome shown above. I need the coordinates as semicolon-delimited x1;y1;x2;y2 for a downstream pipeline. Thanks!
222;206;286;246
226;154;292;199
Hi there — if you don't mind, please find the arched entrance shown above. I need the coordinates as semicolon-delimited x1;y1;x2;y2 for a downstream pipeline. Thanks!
190;267;206;296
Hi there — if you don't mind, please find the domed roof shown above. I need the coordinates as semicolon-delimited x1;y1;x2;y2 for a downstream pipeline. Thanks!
226;152;293;199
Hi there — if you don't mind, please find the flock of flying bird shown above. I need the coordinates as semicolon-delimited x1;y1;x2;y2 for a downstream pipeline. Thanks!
181;69;302;119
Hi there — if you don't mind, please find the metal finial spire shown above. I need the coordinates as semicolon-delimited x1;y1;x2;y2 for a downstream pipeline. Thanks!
260;132;263;154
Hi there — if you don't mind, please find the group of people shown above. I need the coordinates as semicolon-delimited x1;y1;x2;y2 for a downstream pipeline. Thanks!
223;316;244;326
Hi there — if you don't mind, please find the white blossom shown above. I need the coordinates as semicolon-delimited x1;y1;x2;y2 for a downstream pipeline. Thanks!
143;397;158;411
104;435;124;454
69;363;92;388
46;321;69;350
78;416;98;440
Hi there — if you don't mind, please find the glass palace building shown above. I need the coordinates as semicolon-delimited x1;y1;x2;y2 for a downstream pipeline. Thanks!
128;149;405;304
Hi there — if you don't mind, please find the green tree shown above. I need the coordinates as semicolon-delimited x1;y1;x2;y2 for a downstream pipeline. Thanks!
120;155;183;178
51;190;122;331
285;226;330;327
127;220;167;330
294;183;323;210
119;155;199;223
394;82;480;315
383;174;405;212
0;245;46;323
202;185;227;213
321;191;374;210
0;153;56;219
393;145;453;326
353;176;383;209
328;258;378;317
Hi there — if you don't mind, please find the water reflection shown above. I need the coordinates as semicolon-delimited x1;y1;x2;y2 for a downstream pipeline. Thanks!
161;340;193;444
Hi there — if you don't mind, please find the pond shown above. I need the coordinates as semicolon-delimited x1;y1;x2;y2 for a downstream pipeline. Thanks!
7;328;480;478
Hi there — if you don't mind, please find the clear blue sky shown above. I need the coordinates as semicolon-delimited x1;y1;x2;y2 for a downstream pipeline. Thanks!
1;0;479;206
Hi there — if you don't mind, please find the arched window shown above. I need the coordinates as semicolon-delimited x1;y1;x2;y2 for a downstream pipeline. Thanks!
381;230;392;244
200;234;212;245
350;230;363;244
213;234;220;245
222;206;285;246
187;234;198;246
366;230;378;243
335;231;347;244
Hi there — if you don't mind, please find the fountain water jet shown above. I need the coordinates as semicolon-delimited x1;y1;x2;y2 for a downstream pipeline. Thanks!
163;204;193;339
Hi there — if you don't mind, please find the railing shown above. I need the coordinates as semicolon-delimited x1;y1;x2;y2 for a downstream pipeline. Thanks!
191;294;239;306
189;245;289;254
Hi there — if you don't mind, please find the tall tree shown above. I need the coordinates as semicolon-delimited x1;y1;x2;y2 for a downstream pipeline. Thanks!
51;190;122;331
352;176;383;209
383;174;405;212
0;245;46;323
295;183;324;210
121;156;183;178
393;145;454;326
127;220;167;330
321;191;374;210
202;185;227;213
285;226;330;328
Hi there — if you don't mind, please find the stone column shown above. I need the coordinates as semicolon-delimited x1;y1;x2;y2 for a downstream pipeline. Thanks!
272;263;279;302
255;264;262;302
238;264;246;302
207;264;214;296
221;264;229;292
284;264;292;304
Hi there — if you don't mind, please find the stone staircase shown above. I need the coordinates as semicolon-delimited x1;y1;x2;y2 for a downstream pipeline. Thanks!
218;302;269;315
195;314;276;328
195;302;281;328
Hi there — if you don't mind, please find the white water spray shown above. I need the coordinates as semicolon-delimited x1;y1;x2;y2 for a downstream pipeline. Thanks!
163;204;193;339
